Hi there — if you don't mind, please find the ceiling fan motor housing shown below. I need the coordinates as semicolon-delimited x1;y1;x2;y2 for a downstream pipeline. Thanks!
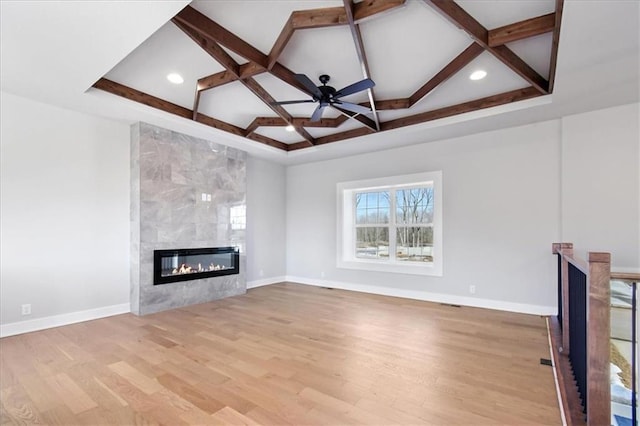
318;85;337;104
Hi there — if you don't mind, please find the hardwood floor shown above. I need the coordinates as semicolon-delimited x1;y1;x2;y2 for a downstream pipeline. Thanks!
1;283;561;425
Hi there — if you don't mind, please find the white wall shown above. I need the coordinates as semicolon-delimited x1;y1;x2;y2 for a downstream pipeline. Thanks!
1;92;131;334
246;155;287;286
561;103;640;270
286;120;562;313
1;91;636;334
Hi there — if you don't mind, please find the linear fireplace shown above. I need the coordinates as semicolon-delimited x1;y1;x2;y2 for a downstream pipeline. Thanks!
153;247;240;285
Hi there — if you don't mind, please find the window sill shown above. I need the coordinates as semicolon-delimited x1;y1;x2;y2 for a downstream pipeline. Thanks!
337;258;442;276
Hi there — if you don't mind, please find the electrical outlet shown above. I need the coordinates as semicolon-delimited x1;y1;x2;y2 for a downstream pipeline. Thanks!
469;285;476;294
320;271;326;278
259;269;264;277
21;304;31;315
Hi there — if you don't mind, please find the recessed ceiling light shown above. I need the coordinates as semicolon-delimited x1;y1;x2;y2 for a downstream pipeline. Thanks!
285;125;295;132
167;73;184;84
469;70;487;81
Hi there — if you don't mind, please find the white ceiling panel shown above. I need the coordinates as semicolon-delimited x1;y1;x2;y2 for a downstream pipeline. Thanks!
306;119;363;139
361;0;471;100
254;127;305;144
192;0;343;55
278;25;364;99
457;0;555;30
508;33;553;79
105;22;224;109
198;81;273;128
378;51;529;121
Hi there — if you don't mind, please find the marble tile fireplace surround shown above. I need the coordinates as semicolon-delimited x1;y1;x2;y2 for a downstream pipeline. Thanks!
130;123;246;315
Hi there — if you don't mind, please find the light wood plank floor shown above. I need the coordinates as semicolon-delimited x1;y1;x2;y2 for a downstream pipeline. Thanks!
1;283;561;425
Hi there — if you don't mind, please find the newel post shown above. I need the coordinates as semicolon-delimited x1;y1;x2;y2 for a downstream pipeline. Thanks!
552;242;574;353
586;252;610;426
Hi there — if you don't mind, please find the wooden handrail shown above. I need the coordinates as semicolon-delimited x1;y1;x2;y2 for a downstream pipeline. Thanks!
611;271;640;282
552;243;588;275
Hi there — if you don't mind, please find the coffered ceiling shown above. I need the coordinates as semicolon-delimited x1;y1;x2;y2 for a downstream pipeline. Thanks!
1;0;638;164
94;0;562;151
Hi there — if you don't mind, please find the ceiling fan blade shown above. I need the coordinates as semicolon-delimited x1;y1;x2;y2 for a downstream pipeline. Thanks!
295;74;323;98
271;99;316;106
310;104;325;122
333;78;375;99
333;101;371;115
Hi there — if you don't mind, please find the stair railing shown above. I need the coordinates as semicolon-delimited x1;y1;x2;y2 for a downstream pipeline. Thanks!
551;243;611;426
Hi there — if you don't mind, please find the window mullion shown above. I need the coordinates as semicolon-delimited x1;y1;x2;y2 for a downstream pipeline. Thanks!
389;189;397;262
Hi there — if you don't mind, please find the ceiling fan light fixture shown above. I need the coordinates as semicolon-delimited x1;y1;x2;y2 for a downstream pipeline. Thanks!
469;70;487;81
285;125;295;132
166;73;184;84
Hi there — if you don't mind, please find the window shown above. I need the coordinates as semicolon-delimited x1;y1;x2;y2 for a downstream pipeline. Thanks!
337;172;442;276
230;205;246;230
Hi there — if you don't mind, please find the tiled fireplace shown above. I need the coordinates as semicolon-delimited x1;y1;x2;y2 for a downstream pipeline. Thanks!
130;123;246;315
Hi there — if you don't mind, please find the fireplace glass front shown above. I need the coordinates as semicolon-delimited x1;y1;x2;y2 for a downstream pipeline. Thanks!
153;247;239;285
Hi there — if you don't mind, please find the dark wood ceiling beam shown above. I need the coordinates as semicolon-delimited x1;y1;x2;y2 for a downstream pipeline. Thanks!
292;117;344;127
353;0;406;23
548;0;564;93
287;141;312;151
246;133;289;151
409;42;484;106
173;9;315;146
290;127;374;150
239;62;265;79
244;119;262;136
250;116;342;128
381;87;541;132
173;21;240;76
173;6;268;68
344;0;380;131
334;107;378;131
269;62;316;96
197;70;236;91
268;16;294;70
249;117;288;128
197;63;266;94
267;1;405;70
362;98;410;110
291;7;347;29
422;0;549;94
242;77;316;146
488;13;555;47
93;78;192;119
192;89;201;120
92;79;251;139
194;113;248;137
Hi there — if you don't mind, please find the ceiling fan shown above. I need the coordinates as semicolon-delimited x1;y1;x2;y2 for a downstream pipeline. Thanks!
273;74;375;122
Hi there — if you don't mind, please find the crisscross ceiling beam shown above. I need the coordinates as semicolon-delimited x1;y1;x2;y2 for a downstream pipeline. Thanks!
488;13;555;47
343;0;380;131
548;0;565;93
362;42;484;110
93;1;562;152
173;11;316;146
422;0;550;94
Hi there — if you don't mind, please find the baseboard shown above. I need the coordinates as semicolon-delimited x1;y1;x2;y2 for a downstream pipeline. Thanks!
247;276;287;289
0;303;131;338
285;276;556;315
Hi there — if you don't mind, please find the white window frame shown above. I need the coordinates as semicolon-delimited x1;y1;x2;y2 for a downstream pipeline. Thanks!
337;171;443;276
230;204;246;230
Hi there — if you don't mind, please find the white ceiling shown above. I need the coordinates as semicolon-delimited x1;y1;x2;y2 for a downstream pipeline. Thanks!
1;0;638;165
